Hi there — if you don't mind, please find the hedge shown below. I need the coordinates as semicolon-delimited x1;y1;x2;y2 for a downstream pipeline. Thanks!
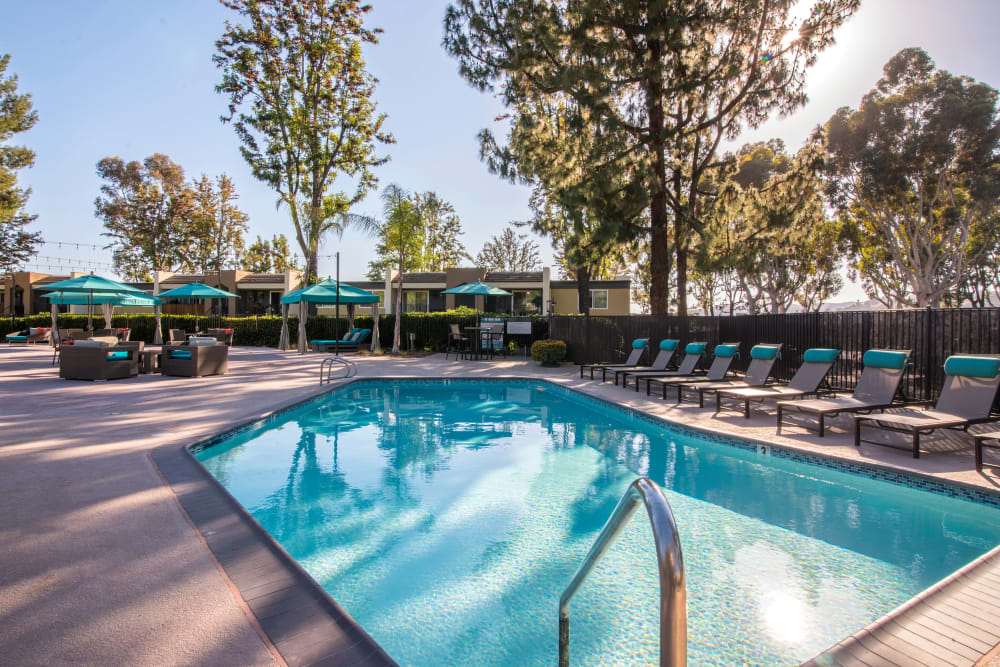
0;311;550;350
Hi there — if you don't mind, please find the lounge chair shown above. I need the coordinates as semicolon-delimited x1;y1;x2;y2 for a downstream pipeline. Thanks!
646;344;740;400
715;348;840;418
776;349;910;436
167;329;187;344
579;338;649;381
854;355;1000;459
6;327;51;345
680;344;783;406
205;328;234;346
613;340;679;385
161;337;229;377
59;340;142;380
624;343;708;391
311;328;371;353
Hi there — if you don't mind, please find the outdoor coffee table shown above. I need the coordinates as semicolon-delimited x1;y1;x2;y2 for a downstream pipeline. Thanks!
140;348;162;374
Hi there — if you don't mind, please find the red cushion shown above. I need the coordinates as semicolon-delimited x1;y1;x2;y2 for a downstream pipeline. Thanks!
224;329;233;333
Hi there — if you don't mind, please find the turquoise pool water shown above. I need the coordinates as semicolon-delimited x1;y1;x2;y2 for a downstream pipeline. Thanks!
196;380;1000;665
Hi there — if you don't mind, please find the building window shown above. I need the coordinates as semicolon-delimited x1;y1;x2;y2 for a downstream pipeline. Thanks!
590;289;609;310
371;290;385;305
403;290;429;313
512;289;542;315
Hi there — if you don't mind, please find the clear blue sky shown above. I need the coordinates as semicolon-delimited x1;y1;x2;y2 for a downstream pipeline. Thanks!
3;0;999;301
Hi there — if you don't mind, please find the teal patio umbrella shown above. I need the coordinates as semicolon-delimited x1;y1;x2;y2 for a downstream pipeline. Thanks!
156;282;239;334
442;281;514;313
281;279;379;354
39;274;146;331
43;290;161;344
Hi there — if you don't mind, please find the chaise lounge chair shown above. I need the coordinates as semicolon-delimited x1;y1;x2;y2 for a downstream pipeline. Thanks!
6;327;51;345
680;344;783;406
646;344;740;400
854;355;1000;459
623;342;707;391
776;349;910;437
715;348;840;418
580;338;649;381
613;339;679;385
311;328;371;353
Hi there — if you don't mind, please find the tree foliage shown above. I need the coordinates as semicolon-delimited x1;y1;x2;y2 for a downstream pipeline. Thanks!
96;154;250;280
474;226;540;272
0;54;42;274
242;233;300;273
215;0;393;284
823;48;1000;307
444;0;858;316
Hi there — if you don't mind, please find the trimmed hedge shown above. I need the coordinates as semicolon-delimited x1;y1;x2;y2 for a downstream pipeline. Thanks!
0;311;550;350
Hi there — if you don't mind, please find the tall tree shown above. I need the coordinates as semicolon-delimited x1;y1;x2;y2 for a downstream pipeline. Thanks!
445;0;858;316
824;48;1000;307
360;184;424;354
242;233;300;273
0;54;42;274
474;226;540;271
215;0;393;284
417;191;470;271
96;154;196;281
189;173;250;272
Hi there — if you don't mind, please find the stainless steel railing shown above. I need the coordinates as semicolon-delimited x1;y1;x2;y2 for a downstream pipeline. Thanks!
558;477;686;667
319;356;357;384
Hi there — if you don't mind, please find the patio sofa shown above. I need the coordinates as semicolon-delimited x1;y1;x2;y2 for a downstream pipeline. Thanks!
59;340;143;381
160;338;229;377
6;327;52;345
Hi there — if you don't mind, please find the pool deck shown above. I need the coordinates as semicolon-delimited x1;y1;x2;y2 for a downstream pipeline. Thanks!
3;345;1000;666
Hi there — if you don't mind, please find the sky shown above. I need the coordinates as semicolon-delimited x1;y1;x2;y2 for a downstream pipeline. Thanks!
3;0;1000;302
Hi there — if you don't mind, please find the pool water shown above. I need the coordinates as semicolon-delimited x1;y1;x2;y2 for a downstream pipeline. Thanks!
196;380;1000;665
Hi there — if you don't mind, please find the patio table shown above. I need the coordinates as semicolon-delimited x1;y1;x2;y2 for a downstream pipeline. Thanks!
140;347;162;374
464;327;502;360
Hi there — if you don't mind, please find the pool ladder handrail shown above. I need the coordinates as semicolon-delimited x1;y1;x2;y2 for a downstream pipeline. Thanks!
319;356;357;384
559;477;686;667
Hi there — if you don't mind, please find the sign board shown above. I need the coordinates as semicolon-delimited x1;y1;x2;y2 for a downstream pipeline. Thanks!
507;321;532;335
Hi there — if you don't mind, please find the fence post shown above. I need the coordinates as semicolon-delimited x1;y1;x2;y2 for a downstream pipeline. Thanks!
924;306;934;402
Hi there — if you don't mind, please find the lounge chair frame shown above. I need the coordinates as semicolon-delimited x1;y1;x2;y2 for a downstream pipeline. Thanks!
580;340;649;381
613;342;679;385
680;344;783;406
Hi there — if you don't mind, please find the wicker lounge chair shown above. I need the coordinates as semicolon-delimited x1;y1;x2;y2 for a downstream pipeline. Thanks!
59;340;142;381
646;344;740;400
160;338;229;377
613;340;679;385
624;343;707;391
680;344;783;406
580;339;649;381
6;327;51;345
854;355;1000;459
167;329;187;344
205;328;234;346
715;348;840;418
776;349;910;436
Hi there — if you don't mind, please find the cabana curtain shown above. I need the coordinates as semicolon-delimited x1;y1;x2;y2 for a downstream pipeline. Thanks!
297;300;307;354
279;303;290;351
153;305;163;345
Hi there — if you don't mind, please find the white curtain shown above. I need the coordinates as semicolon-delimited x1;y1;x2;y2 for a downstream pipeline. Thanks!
101;302;114;331
153;304;163;345
347;303;356;332
370;302;381;354
50;304;59;348
297;300;307;354
278;303;290;351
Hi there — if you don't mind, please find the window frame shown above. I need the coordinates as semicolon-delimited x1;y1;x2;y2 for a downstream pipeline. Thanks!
403;289;430;313
590;289;609;311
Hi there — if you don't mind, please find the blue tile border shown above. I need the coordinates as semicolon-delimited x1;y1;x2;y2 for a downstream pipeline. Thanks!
189;376;1000;510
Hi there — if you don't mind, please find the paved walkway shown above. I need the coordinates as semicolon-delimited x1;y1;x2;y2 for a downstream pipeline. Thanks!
2;346;999;665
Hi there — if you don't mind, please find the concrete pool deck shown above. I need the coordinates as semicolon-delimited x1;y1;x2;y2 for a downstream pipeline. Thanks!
2;345;1000;665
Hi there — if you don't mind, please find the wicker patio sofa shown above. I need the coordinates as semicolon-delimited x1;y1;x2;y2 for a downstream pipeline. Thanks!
160;339;229;377
59;340;143;381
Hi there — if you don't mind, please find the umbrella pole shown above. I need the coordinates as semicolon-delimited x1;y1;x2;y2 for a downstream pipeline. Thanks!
335;252;340;357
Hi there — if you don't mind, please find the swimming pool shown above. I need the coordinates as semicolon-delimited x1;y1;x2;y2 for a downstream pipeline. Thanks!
195;379;1000;665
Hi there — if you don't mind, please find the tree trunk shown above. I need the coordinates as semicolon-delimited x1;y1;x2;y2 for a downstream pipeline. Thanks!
576;265;591;316
646;38;670;316
392;267;403;354
675;217;688;319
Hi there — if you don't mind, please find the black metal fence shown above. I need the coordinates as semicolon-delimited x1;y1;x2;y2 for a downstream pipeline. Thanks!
549;309;1000;404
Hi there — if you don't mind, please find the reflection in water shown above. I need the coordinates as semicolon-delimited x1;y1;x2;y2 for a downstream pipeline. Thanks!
198;381;1000;666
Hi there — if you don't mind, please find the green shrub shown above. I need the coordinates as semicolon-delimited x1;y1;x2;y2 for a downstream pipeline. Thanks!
531;339;567;365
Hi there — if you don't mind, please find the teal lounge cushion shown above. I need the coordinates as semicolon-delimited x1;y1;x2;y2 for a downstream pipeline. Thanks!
714;344;739;358
659;339;679;351
685;342;707;355
107;351;129;361
803;348;840;364
750;345;780;360
169;350;192;359
862;350;908;370
6;335;27;341
631;339;649;349
944;355;1000;379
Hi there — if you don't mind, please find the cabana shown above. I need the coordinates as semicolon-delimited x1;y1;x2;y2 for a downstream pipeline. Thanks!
280;280;380;354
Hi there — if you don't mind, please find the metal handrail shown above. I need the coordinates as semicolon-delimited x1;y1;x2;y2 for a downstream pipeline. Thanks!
559;477;686;667
319;356;357;384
